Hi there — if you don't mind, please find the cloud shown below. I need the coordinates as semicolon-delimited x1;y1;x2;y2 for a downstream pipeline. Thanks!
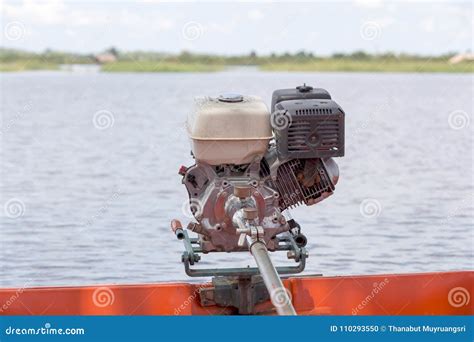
1;0;111;26
2;0;66;25
247;9;264;21
372;16;395;28
1;0;471;54
1;0;178;32
353;0;383;9
156;19;174;31
420;16;435;33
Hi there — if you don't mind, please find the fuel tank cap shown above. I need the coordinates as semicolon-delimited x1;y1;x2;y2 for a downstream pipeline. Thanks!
296;83;313;93
218;93;244;103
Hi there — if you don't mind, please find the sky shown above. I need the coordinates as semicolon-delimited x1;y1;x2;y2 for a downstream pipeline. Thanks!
0;0;472;55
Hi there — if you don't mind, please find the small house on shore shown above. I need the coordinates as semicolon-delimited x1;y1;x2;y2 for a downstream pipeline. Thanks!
449;53;474;64
94;53;117;64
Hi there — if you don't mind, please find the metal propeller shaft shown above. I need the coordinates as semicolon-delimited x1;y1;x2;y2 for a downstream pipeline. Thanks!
247;237;297;315
233;190;297;315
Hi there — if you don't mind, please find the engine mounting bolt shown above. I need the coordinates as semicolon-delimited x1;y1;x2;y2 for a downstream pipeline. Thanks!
243;207;258;220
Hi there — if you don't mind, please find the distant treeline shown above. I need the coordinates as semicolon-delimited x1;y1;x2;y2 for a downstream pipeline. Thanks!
0;48;94;64
0;47;462;64
1;47;471;73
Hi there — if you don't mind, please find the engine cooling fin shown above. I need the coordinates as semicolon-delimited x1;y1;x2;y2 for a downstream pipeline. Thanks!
263;159;335;210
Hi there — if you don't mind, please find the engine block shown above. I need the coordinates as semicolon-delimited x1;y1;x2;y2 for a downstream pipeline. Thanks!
182;161;288;252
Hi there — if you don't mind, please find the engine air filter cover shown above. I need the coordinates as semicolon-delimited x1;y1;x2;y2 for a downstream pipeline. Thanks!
271;86;331;113
274;99;345;159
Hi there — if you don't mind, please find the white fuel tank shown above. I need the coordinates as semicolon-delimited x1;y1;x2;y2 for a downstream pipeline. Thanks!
187;94;272;165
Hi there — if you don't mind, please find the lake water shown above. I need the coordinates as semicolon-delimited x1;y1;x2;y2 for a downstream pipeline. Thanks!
0;69;472;287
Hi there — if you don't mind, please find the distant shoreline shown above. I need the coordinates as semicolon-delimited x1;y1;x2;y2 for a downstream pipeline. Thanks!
1;48;472;73
1;60;472;73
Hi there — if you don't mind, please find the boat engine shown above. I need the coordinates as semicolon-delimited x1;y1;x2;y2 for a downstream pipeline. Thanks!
171;84;345;315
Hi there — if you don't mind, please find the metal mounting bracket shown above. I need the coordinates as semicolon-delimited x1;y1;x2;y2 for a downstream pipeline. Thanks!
178;229;308;277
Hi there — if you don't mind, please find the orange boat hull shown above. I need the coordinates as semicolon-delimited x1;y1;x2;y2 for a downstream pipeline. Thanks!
0;271;472;315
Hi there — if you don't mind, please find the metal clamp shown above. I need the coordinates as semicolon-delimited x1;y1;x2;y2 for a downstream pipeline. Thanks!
176;228;307;277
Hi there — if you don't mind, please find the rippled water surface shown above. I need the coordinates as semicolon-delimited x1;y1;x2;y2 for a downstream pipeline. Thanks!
1;70;472;286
